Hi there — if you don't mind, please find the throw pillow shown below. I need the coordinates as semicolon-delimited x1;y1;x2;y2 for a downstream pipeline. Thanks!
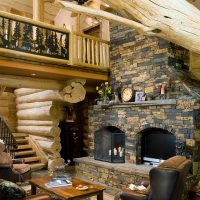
0;179;26;200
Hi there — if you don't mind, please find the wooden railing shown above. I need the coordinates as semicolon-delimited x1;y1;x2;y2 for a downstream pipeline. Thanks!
72;33;110;68
0;116;17;158
0;11;69;60
0;11;110;69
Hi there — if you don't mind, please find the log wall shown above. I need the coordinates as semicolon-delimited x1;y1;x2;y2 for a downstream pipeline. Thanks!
14;88;66;170
0;92;17;132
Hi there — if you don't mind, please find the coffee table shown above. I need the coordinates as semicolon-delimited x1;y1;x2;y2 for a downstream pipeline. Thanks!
29;177;105;200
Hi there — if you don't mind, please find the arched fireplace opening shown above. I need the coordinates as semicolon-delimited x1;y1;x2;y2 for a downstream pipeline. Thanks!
141;128;176;166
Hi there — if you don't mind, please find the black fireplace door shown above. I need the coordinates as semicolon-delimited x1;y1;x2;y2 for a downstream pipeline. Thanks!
94;126;125;163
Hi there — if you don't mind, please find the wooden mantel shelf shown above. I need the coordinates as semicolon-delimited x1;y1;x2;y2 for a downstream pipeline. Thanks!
94;99;177;109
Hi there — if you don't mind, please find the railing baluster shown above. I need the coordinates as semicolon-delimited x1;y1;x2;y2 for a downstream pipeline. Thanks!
87;38;91;64
95;41;99;66
73;34;78;64
91;39;95;65
99;42;103;67
102;43;106;67
82;37;86;63
106;44;110;67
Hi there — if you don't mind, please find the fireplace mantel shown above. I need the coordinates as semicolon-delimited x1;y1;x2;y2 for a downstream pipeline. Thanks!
94;99;177;109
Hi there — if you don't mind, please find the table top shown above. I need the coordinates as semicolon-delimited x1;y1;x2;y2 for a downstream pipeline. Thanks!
29;177;105;199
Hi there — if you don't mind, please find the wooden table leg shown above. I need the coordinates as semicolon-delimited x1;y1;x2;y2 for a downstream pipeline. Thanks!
97;191;103;200
31;184;37;195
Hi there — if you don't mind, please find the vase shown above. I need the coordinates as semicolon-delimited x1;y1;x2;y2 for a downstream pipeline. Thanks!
102;96;109;104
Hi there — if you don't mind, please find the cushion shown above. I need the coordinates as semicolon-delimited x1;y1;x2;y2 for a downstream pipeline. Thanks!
0;179;26;200
158;156;187;170
0;152;13;167
120;189;148;200
13;164;31;174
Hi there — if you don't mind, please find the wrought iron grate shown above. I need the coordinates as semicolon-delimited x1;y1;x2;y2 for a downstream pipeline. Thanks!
0;15;69;60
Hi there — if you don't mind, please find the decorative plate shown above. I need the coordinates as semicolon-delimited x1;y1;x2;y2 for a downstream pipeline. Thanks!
121;87;134;102
76;185;89;191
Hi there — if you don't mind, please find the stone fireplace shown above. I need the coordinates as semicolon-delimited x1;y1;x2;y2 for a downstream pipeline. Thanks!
88;99;198;166
74;22;200;189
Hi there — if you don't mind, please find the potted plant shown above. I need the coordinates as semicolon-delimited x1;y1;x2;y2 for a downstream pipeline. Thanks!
146;93;154;101
96;82;112;104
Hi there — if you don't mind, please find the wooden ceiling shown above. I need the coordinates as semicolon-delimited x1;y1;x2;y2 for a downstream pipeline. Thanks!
0;0;60;21
0;0;199;22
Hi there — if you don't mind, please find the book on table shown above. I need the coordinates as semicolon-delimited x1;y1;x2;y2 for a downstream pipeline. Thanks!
45;179;72;188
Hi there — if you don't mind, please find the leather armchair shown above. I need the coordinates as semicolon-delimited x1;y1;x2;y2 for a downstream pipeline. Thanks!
0;152;31;182
115;156;192;200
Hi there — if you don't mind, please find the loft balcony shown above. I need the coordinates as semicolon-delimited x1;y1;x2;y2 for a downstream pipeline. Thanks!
0;11;109;84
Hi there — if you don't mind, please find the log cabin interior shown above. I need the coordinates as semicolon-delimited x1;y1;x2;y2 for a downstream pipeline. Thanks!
0;0;200;200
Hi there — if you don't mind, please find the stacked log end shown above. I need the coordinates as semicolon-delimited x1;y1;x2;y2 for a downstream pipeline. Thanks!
0;92;17;132
15;88;66;169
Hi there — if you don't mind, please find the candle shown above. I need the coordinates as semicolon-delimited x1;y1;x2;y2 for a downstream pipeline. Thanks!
161;85;165;95
119;151;123;157
5;29;8;40
113;148;117;156
109;149;111;156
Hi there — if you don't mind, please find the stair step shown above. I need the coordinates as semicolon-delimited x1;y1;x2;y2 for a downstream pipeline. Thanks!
13;133;28;138
16;139;28;144
24;157;41;163
17;145;32;150
15;150;35;157
30;163;46;171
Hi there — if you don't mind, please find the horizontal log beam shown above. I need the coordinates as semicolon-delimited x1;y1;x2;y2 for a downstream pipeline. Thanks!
0;74;95;93
57;1;152;34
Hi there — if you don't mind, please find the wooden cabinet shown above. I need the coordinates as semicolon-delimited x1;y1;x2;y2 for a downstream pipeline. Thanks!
59;122;83;164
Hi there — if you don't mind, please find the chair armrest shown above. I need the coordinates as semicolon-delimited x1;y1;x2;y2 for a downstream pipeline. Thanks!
115;189;148;200
141;180;150;188
23;194;52;200
12;158;24;164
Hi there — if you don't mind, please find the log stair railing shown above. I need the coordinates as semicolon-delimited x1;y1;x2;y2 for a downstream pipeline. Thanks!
12;133;46;171
0;115;17;158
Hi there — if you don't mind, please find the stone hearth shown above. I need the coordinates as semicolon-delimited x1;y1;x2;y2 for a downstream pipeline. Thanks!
74;157;151;189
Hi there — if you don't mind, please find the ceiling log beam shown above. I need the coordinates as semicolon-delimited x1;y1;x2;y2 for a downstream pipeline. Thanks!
56;0;153;34
57;0;200;54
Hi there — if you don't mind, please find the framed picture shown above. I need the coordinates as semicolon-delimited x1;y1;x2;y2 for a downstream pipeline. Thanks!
135;91;144;102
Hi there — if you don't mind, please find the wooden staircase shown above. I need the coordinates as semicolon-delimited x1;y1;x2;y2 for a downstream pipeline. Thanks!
13;133;46;171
